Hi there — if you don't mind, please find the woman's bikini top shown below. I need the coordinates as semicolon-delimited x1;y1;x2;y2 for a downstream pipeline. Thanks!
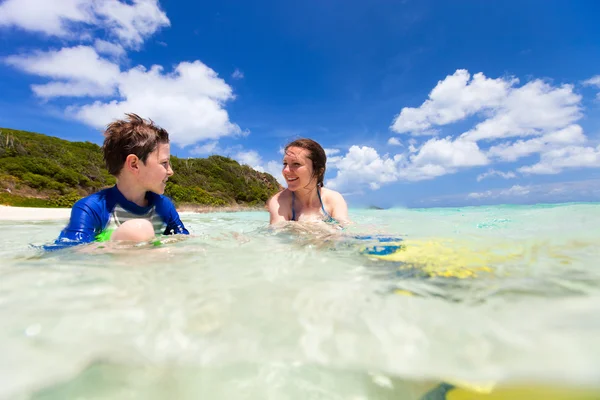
290;187;336;223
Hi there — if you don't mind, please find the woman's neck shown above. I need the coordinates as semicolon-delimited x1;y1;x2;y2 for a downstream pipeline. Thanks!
293;185;320;207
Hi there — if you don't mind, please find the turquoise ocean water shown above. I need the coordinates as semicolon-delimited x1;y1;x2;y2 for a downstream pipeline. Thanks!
1;203;599;399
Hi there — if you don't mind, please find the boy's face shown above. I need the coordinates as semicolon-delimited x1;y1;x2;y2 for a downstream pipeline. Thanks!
139;142;173;194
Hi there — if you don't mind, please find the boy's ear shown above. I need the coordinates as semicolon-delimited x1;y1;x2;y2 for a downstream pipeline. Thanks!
124;154;140;173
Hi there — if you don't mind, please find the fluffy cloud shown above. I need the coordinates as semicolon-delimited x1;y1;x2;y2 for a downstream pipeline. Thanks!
93;0;170;48
387;137;402;146
461;80;581;141
501;185;530;196
584;75;600;99
191;141;220;155
2;0;241;148
391;69;582;143
391;70;514;134
467;184;529;200
0;0;169;49
410;137;488;168
326;146;401;190
5;46;121;98
487;124;586;162
71;60;240;146
231;68;244;80
327;138;489;191
94;39;126;58
5;46;240;146
313;69;597;193
462;180;600;205
476;169;516;182
335;68;598;194
583;75;600;88
467;190;493;199
235;150;262;168
519;145;600;175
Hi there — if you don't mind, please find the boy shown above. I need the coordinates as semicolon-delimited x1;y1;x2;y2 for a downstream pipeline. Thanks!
50;113;188;249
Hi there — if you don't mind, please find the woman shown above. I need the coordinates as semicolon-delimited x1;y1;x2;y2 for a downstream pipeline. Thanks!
267;138;349;225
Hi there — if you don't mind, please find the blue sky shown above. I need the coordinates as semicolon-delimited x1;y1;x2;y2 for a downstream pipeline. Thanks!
1;0;600;208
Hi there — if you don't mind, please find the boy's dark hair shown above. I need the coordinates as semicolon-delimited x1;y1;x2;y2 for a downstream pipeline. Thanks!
102;113;169;176
285;138;327;187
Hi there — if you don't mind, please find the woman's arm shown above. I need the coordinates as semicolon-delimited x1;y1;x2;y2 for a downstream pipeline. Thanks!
267;192;289;224
328;190;350;224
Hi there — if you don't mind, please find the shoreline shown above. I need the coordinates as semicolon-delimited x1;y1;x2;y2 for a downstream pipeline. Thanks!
0;205;72;221
177;204;267;214
0;204;266;221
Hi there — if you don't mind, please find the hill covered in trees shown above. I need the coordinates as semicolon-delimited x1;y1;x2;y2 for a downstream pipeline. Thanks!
0;127;281;208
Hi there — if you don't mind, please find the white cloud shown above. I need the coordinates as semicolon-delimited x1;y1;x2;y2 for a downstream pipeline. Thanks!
467;185;530;200
434;179;600;206
0;0;169;49
461;80;581;141
518;145;600;175
410;137;489;168
0;0;93;37
583;75;600;87
326;146;401;191
487;124;586;162
70;63;240;146
500;185;530;196
5;46;121;98
467;190;493;199
391;70;514;134
6;46;241;146
231;68;244;80
327;138;490;191
94;39;126;58
387;137;402;146
94;0;170;48
235;150;262;167
191;141;220;155
324;148;340;156
390;69;583;144
476;169;516;182
584;75;600;100
323;69;599;193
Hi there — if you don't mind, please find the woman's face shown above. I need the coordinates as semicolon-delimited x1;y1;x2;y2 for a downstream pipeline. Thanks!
282;146;315;191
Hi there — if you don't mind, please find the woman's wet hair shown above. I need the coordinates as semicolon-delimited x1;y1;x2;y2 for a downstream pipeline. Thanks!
285;138;327;187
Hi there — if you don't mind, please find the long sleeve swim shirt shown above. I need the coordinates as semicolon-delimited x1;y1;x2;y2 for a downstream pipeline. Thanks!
49;185;188;249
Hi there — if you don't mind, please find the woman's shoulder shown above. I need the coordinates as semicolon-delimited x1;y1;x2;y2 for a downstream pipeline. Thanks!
320;187;344;201
267;189;291;208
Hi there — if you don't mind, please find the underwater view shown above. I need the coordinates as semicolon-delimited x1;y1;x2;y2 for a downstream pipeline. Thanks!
1;203;600;399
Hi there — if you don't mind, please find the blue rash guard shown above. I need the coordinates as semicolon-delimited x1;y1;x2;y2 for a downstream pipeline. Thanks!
48;185;188;250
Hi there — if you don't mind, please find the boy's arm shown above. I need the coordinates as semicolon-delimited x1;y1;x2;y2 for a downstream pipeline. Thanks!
162;198;189;235
46;202;101;250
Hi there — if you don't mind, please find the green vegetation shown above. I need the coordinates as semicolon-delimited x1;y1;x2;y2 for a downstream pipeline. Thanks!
0;127;281;208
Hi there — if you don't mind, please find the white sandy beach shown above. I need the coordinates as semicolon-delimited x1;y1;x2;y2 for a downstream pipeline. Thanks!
0;205;71;221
